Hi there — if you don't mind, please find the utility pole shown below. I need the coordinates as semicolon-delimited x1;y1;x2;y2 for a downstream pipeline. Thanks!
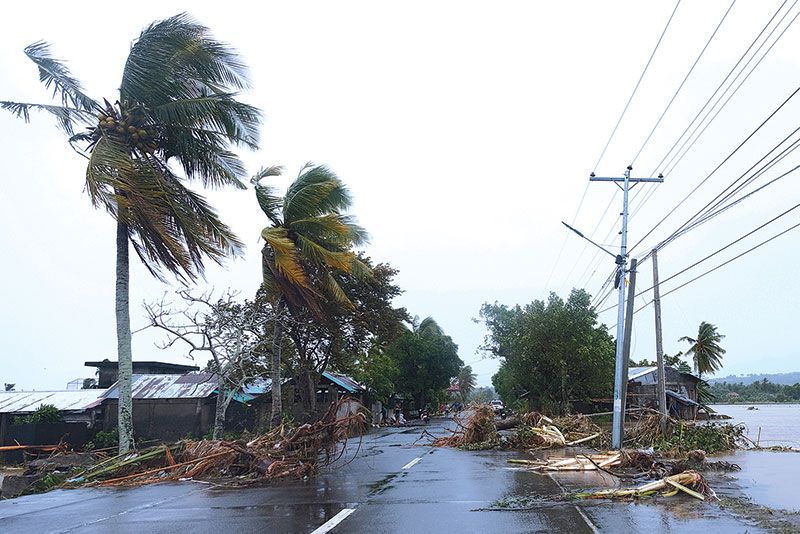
620;258;638;429
590;166;663;449
651;248;668;431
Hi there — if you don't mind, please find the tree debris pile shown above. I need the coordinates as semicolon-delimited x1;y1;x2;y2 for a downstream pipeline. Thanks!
573;470;715;501
432;406;609;450
66;398;366;487
625;412;747;455
433;405;499;449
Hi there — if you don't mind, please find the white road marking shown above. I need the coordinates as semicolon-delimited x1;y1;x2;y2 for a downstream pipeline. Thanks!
546;472;600;534
402;456;423;469
310;508;357;534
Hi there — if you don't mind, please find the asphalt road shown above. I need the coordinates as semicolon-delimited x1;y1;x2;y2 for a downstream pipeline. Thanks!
0;418;764;533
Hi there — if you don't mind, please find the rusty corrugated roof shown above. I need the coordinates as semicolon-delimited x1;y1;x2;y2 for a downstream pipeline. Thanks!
102;373;219;400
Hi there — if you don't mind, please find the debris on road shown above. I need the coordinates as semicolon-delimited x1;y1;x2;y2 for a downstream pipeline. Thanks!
71;397;367;487
431;405;609;450
573;470;715;501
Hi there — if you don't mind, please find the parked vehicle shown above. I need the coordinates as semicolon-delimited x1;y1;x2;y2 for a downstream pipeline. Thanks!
490;400;505;415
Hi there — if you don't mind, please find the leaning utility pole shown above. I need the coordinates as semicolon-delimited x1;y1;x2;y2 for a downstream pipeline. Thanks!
590;166;663;449
620;258;638;426
651;248;668;430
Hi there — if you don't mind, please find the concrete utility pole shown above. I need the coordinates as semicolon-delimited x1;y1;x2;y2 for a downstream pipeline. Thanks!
620;258;638;428
590;166;663;449
651;248;668;431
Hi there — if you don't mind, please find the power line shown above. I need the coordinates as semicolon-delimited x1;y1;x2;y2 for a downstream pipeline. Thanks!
591;0;682;172
630;0;738;166
599;198;800;313
629;83;800;255
648;124;800;255
650;0;793;175
661;1;800;178
632;218;800;315
623;1;799;234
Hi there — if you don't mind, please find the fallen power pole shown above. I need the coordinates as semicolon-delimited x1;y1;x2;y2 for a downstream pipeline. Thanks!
589;166;663;449
651;248;668;430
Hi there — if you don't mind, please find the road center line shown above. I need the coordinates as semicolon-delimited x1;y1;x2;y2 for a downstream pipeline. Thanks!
309;508;357;534
402;456;423;469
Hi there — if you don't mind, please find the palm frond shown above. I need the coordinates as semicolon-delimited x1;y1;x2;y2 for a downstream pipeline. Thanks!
261;227;308;287
120;13;252;107
150;92;260;150
322;271;354;309
295;235;354;271
283;165;352;221
85;135;133;211
23;41;99;112
350;256;374;281
117;158;244;281
0;101;94;135
252;167;284;226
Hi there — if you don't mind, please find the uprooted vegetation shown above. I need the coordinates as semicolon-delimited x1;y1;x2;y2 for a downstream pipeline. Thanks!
624;412;748;455
18;398;366;494
431;405;608;451
431;405;747;457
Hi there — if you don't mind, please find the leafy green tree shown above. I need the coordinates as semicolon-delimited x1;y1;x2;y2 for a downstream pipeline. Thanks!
665;352;692;374
1;14;260;452
457;365;477;403
253;164;370;426
354;349;400;405
481;289;615;414
679;322;726;379
282;256;408;415
388;317;462;411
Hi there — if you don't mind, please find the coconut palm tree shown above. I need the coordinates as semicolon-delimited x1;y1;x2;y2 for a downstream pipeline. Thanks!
679;322;726;379
1;14;260;452
457;365;477;404
252;164;370;427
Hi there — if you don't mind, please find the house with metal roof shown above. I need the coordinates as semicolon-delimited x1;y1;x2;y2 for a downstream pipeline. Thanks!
627;366;700;419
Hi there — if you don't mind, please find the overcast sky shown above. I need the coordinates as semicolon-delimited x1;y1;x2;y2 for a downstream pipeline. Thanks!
2;1;800;390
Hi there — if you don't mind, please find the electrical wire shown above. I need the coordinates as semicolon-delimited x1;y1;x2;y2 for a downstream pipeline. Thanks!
632;218;800;315
629;83;800;255
630;0;738;167
592;0;682;172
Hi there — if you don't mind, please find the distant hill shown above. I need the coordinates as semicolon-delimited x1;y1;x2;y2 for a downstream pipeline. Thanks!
708;372;800;386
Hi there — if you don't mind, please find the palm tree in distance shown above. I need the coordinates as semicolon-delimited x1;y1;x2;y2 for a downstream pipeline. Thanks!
253;164;370;427
1;14;260;452
679;322;726;379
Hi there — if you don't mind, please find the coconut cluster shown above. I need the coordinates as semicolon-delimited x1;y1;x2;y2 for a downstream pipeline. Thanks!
96;109;156;153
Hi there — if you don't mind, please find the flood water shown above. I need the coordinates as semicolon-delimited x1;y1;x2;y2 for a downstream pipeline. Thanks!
709;403;800;447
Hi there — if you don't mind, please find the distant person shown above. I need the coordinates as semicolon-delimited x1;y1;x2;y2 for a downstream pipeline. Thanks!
394;402;402;426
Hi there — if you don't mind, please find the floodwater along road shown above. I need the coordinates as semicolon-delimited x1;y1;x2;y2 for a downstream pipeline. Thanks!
0;418;765;533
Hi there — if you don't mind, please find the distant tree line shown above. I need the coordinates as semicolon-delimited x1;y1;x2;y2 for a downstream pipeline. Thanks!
709;379;800;404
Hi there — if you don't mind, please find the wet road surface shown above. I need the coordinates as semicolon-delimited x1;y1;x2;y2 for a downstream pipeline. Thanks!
0;418;766;533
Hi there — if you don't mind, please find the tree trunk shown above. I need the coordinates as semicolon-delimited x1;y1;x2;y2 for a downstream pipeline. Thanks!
116;219;134;453
213;373;226;440
297;368;318;420
270;300;285;428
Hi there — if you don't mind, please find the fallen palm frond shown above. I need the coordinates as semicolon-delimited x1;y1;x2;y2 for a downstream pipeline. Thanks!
573;470;715;501
66;397;366;487
509;452;621;472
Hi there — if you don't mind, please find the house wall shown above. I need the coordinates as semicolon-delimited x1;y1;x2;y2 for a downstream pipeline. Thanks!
627;369;699;419
102;398;215;441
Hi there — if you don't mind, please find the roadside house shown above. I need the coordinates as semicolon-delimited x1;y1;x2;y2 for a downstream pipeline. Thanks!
627;366;700;419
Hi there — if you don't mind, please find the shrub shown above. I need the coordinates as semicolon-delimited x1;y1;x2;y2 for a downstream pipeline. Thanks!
13;404;63;425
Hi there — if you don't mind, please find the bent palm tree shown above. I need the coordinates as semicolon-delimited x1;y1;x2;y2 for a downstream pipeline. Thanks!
253;164;370;426
2;14;260;452
679;322;726;379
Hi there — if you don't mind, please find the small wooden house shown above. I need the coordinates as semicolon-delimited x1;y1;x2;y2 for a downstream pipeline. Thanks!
627;366;700;419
